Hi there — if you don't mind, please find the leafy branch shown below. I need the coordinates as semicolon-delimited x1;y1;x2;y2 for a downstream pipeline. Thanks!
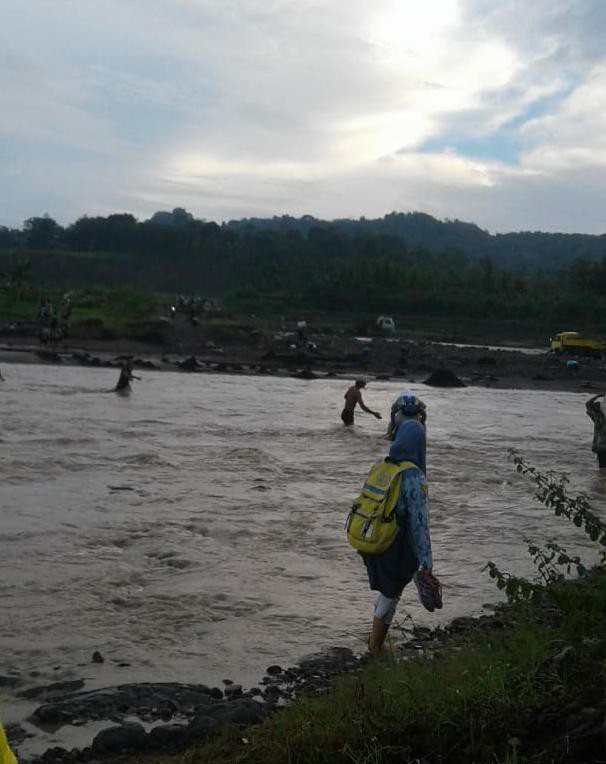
485;452;604;604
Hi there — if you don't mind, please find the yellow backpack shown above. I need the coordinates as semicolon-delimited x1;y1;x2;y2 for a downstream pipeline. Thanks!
346;459;415;555
0;722;17;764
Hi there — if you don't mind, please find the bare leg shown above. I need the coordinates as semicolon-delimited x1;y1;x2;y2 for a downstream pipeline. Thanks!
368;616;390;654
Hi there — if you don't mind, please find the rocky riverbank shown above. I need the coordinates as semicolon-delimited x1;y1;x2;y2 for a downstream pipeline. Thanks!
2;608;510;763
6;588;606;764
1;320;605;394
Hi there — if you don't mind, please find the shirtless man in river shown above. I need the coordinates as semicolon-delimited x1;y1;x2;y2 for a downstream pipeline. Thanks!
115;358;140;392
341;379;382;426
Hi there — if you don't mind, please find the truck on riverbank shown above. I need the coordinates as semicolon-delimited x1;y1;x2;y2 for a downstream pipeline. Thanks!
550;331;605;357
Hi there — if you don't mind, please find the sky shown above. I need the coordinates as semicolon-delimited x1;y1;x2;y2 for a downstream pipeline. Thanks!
2;0;606;233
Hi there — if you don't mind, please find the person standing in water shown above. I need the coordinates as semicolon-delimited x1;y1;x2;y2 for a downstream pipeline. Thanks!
360;407;439;653
341;379;382;426
586;392;606;468
387;389;427;439
115;358;140;392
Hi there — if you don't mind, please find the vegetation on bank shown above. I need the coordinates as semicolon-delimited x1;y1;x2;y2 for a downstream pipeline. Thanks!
0;284;159;328
121;458;606;764
2;211;606;335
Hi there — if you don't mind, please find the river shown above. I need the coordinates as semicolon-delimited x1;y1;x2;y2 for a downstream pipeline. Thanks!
1;363;605;741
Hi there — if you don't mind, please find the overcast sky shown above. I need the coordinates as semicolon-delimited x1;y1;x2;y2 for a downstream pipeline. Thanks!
2;0;606;233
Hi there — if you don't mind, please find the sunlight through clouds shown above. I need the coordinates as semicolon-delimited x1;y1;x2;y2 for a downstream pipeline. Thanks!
1;0;606;232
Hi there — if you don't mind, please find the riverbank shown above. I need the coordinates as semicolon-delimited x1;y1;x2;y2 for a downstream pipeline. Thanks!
0;323;604;394
7;573;606;764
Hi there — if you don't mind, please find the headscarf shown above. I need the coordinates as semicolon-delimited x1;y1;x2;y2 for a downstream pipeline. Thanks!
389;419;426;475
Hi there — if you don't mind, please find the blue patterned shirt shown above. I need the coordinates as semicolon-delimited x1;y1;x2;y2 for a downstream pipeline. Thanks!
395;467;432;569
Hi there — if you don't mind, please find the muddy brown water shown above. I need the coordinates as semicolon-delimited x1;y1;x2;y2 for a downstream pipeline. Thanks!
1;363;605;753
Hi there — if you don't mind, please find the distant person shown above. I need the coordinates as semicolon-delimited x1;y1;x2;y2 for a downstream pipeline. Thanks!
361;417;440;653
341;379;382;426
296;320;307;345
115;358;140;392
387;389;427;439
586;392;606;468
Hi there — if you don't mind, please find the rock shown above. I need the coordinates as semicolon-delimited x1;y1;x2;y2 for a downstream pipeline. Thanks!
0;674;20;688
208;698;268;726
293;368;317;380
263;685;280;702
424;369;466;387
92;723;147;754
148;723;187;749
224;684;243;698
448;616;478;633
177;356;201;371
298;646;357;674
91;651;104;664
21;679;85;700
266;665;283;676
32;705;76;727
4;723;30;746
187;714;220;742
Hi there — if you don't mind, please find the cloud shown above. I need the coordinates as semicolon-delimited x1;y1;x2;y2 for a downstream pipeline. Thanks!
1;0;606;233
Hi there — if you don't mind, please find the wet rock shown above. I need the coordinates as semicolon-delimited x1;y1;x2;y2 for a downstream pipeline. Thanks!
32;706;76;727
0;674;20;688
31;682;220;728
148;723;187;749
412;627;433;640
4;723;30;746
91;652;104;664
177;356;202;371
448;616;478;633
266;665;283;676
293;368;317;379
424;369;466;387
224;684;243;699
210;687;223;700
187;714;220;742
35;745;71;762
21;680;85;700
298;646;357;674
35;350;63;364
91;723;147;754
208;698;268;726
263;685;280;703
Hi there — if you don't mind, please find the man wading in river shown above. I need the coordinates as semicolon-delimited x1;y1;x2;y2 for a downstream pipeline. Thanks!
341;379;382;426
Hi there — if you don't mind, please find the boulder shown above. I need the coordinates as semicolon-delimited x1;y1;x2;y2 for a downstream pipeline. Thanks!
424;369;466;387
91;723;147;754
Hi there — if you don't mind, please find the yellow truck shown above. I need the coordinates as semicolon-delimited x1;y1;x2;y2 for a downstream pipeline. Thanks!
550;331;605;357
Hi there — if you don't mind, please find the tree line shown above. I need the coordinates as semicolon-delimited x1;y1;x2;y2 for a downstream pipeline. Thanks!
1;209;606;330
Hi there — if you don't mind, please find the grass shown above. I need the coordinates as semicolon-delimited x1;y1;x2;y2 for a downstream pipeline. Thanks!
118;575;606;764
0;286;160;328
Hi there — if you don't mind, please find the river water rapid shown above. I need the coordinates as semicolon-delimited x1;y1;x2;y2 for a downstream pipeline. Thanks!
1;363;605;738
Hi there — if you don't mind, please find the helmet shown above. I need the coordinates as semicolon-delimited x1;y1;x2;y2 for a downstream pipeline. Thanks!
393;391;425;418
